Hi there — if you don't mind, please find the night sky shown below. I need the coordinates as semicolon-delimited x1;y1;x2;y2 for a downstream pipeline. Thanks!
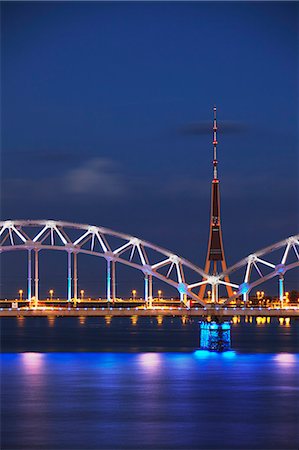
1;1;298;297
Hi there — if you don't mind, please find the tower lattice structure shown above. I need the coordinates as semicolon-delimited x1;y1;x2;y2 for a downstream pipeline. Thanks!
199;107;233;301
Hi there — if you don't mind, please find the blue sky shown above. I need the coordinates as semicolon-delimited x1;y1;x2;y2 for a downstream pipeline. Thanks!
1;1;298;297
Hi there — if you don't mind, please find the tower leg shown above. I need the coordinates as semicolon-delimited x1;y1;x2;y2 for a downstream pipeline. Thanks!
221;259;234;298
27;249;32;302
199;259;211;300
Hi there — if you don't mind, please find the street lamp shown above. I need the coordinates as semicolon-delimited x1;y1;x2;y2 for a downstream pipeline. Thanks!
158;290;162;300
132;290;136;301
19;289;23;301
207;291;211;301
80;290;84;301
49;289;54;300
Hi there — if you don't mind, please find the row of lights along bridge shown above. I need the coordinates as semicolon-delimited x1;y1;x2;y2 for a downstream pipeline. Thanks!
13;288;299;309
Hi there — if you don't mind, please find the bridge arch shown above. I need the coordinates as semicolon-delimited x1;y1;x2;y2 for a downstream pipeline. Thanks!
0;220;208;307
218;235;299;304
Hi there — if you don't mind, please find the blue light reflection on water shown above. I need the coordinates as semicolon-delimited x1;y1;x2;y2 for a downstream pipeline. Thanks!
1;351;299;450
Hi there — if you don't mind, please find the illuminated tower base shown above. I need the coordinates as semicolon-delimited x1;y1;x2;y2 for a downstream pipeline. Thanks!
199;320;231;352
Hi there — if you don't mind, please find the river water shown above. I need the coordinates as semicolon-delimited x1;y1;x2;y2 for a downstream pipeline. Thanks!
1;317;299;449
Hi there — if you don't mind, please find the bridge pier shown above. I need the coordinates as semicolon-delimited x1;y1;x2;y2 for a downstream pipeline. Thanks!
199;317;231;352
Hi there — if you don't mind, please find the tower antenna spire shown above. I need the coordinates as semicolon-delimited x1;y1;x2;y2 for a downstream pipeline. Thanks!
213;106;218;180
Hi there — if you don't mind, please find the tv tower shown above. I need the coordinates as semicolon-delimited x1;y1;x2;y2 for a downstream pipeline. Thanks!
199;107;233;301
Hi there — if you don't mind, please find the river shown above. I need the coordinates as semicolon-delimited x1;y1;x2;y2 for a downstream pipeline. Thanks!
1;316;298;449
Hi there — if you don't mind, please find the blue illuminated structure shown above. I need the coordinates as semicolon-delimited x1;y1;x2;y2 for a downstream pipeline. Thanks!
199;321;231;352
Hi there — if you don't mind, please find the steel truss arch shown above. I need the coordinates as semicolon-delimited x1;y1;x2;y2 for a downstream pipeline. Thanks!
0;220;209;306
218;235;299;303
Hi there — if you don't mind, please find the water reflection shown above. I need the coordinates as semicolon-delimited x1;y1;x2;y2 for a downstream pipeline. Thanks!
278;317;291;326
157;315;163;325
48;316;55;327
21;352;44;374
194;349;215;359
181;315;188;325
131;315;138;326
105;316;111;325
17;316;25;327
1;350;298;450
232;315;240;324
256;316;267;325
138;353;162;372
274;353;297;365
79;316;86;325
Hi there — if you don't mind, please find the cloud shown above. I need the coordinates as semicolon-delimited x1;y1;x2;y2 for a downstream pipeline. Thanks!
1;158;128;202
178;120;247;136
65;158;126;196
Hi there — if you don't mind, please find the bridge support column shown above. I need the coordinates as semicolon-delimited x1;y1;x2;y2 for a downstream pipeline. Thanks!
34;249;39;302
211;283;218;303
73;252;78;306
107;259;111;303
67;251;72;305
243;293;248;304
144;273;149;307
112;261;116;302
279;274;284;308
148;274;153;309
27;249;32;301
